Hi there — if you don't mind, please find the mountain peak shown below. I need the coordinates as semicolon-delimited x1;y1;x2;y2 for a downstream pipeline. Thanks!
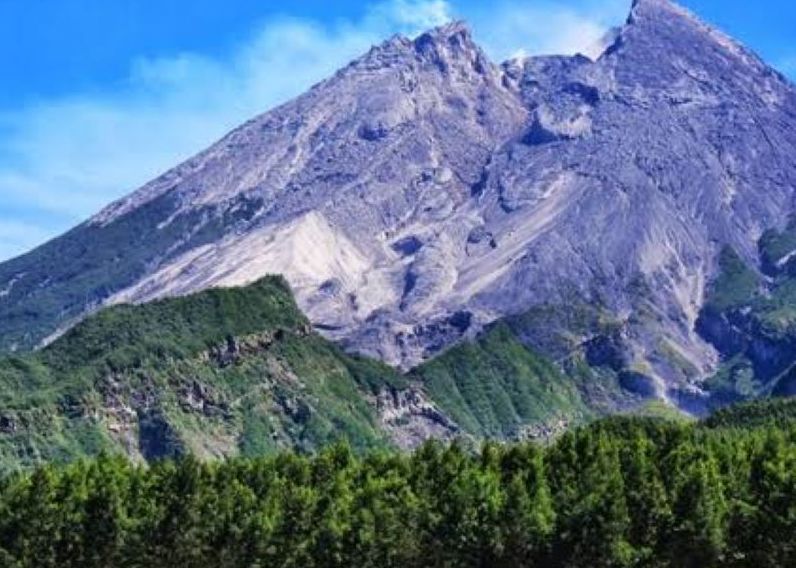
628;0;697;25
406;20;494;77
416;20;471;43
619;0;774;82
353;21;480;73
413;20;479;55
631;0;673;7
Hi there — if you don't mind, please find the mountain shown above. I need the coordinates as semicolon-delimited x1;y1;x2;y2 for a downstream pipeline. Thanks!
1;0;795;414
0;276;600;471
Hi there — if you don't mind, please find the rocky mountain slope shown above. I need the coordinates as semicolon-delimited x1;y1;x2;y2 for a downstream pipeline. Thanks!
0;0;795;412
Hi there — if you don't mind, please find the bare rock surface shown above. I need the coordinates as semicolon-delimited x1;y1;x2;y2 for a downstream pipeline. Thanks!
376;387;460;449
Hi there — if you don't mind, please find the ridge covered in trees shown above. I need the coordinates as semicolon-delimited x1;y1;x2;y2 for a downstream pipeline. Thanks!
0;407;793;567
0;276;598;471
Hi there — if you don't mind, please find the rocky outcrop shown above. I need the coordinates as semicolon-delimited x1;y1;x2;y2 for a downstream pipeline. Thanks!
376;387;459;450
699;309;796;386
516;416;571;442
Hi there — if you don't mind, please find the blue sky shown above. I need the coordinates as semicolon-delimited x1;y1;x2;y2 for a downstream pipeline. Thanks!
0;0;794;261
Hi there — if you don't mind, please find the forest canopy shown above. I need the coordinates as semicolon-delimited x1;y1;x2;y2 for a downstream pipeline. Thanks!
0;405;794;568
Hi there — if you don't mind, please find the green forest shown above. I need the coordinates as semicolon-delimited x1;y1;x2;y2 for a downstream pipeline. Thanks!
0;399;793;567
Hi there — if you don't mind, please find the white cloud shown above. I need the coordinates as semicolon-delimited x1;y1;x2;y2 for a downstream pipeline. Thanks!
0;0;631;261
466;0;627;62
369;0;453;32
0;1;453;261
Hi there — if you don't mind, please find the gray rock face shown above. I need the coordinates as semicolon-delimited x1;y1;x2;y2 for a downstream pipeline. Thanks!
376;387;460;450
1;0;795;401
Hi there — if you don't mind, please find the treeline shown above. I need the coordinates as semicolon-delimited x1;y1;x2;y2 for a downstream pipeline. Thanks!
0;417;793;567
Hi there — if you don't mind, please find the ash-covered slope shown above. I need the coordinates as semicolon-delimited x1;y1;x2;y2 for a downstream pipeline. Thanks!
1;0;795;404
0;21;525;361
473;0;796;398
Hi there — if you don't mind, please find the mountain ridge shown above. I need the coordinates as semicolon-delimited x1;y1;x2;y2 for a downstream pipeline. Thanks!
1;0;795;414
0;276;602;471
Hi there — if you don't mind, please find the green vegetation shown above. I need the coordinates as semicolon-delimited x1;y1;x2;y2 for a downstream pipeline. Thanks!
628;400;694;423
0;277;410;472
753;221;796;346
412;323;590;438
0;407;793;567
759;216;796;274
703;246;760;313
0;276;612;472
0;193;267;353
748;277;796;340
503;301;623;361
700;241;796;403
702;355;763;406
703;397;796;429
41;275;308;371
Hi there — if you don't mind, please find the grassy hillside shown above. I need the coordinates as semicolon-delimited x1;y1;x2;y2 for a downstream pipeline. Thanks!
4;274;759;473
412;323;591;439
0;275;619;472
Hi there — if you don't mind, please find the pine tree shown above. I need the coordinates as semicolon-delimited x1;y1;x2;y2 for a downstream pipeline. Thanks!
667;451;728;568
555;432;634;568
79;457;130;568
498;447;555;567
622;431;672;565
21;466;62;568
744;428;796;566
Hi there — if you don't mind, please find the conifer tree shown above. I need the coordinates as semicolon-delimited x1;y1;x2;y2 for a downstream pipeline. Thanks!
556;433;634;568
744;429;796;566
668;452;728;568
622;431;672;564
498;447;555;567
